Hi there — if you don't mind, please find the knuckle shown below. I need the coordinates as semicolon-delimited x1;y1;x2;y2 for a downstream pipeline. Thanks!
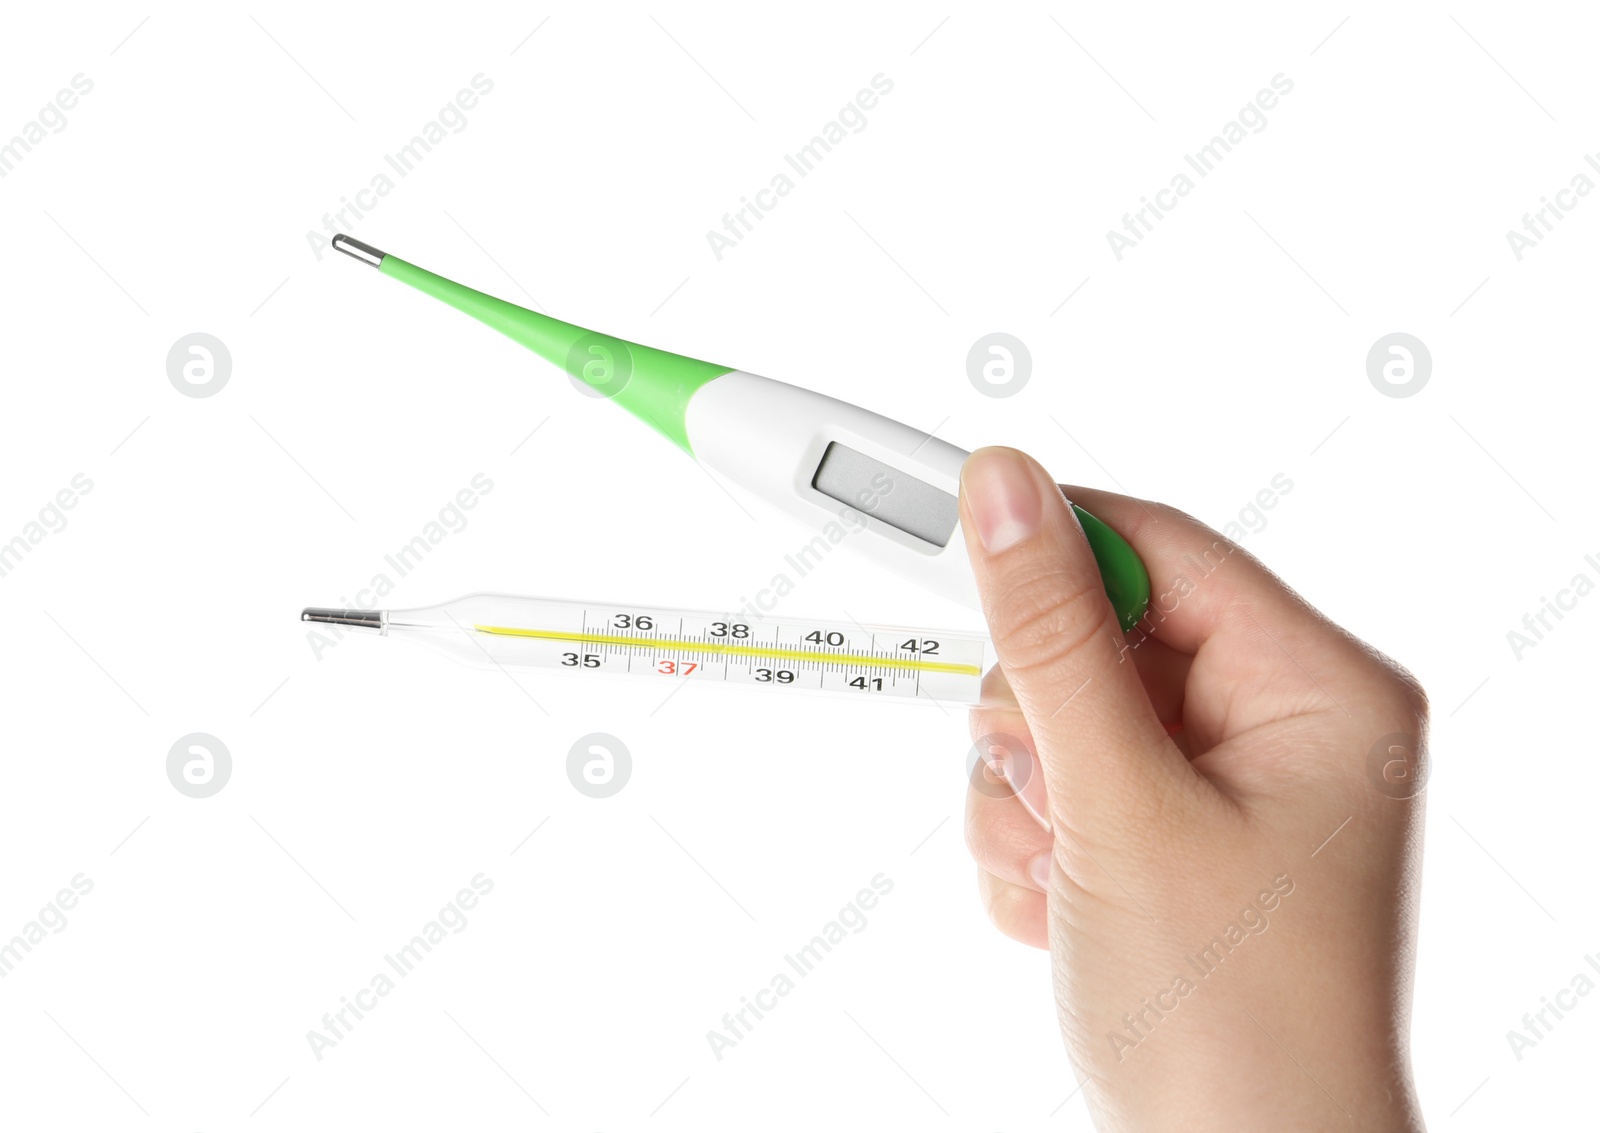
1149;500;1199;526
1147;499;1209;534
1386;661;1431;724
1355;642;1432;726
989;566;1117;679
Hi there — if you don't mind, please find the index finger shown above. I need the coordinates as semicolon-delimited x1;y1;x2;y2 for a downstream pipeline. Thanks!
1063;484;1328;657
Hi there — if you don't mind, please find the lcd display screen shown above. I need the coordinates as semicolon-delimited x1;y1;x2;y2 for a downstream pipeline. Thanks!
810;442;959;547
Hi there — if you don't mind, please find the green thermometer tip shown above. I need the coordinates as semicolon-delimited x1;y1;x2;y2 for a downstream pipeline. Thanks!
331;234;729;453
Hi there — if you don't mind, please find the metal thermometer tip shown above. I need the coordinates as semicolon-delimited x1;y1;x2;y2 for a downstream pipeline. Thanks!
331;234;385;268
301;607;385;630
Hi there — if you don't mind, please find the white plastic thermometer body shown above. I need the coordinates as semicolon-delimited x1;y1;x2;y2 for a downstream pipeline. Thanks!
684;372;980;610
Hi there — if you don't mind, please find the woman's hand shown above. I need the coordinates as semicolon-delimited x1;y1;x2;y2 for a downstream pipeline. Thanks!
959;447;1428;1131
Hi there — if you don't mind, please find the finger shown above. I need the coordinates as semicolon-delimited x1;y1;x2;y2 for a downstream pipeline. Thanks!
1060;483;1408;744
965;757;1054;889
967;708;1049;829
976;866;1048;949
960;448;1195;824
1059;483;1331;655
982;640;1190;735
1122;636;1191;731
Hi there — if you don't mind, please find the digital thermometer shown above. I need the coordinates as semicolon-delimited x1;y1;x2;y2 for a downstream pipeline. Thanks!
329;235;1149;630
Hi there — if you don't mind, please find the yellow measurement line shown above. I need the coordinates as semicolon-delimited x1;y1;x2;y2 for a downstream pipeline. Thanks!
473;624;982;677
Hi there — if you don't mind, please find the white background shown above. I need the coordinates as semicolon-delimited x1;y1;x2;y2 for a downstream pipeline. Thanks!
0;2;1594;1129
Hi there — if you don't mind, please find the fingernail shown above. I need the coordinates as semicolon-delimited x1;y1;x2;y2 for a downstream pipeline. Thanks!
962;449;1043;553
999;744;1051;832
983;755;1006;789
1027;850;1053;890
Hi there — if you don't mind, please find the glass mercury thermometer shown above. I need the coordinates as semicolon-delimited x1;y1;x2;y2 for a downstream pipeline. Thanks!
302;236;1149;705
302;595;1003;706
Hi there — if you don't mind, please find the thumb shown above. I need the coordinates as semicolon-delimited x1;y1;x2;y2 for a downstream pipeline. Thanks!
959;447;1191;830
